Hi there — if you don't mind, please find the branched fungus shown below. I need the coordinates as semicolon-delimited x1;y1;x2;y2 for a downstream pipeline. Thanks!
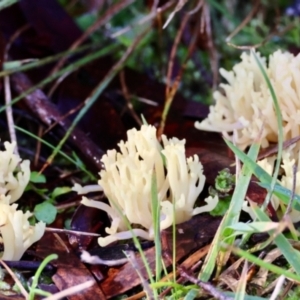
195;50;300;150
195;50;300;221
0;141;30;204
0;203;46;260
0;141;45;260
81;125;218;246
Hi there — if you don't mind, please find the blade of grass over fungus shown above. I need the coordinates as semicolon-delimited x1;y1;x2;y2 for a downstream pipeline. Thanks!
259;182;300;211
0;43;119;113
14;125;96;180
107;197;158;299
151;171;162;282
251;50;284;210
199;141;260;281
225;140;300;211
252;205;300;275
41;27;150;172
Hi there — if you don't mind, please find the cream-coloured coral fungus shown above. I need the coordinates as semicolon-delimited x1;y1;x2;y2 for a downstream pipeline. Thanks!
195;50;300;150
0;141;30;204
0;141;45;260
252;144;300;222
81;125;218;246
0;203;45;260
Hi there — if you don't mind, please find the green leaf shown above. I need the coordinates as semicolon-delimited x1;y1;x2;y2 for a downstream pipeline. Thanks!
225;221;280;236
210;196;231;216
50;187;71;202
34;202;57;224
225;140;300;211
30;172;46;183
199;141;261;281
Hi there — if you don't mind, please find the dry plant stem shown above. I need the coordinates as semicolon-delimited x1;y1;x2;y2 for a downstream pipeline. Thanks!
260;267;294;296
226;0;260;42
47;70;72;98
4;76;18;154
49;0;135;76
151;0;159;12
246;251;265;282
54;233;70;253
227;6;292;50
119;70;142;125
46;227;101;236
4;25;29;153
111;0;175;39
125;250;154;300
0;260;29;298
39;27;151;173
278;280;293;300
43;101;85;134
43;280;94;300
165;13;190;97
202;2;218;89
159;1;204;137
178;265;233;300
187;0;204;15
258;135;300;161
158;13;192;138
54;199;81;210
269;275;285;300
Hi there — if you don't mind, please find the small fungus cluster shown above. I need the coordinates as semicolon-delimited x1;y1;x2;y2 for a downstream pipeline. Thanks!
81;125;218;247
195;50;300;221
195;50;300;150
0;142;45;260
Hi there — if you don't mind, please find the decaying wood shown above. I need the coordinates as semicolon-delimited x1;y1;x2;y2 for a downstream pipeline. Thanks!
11;72;105;171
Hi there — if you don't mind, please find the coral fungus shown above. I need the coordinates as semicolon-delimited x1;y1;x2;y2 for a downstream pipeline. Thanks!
81;125;218;246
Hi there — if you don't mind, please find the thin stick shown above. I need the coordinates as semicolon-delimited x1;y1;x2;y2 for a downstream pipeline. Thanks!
119;70;142;125
0;259;28;298
4;25;29;153
178;265;233;300
49;0;135;76
45;227;100;237
43;280;94;300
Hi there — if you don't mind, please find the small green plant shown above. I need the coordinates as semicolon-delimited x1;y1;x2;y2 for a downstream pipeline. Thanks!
28;254;58;299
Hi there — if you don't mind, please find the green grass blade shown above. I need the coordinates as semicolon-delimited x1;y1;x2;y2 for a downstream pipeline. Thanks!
199;141;260;281
0;43;119;114
151;171;162;282
14;125;96;179
43;28;150;170
225;140;300;211
0;44;96;77
251;50;283;210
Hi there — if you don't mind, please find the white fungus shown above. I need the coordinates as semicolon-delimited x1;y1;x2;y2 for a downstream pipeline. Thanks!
195;50;300;221
0;203;45;260
81;125;218;246
0;141;45;260
195;50;300;150
0;141;30;204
